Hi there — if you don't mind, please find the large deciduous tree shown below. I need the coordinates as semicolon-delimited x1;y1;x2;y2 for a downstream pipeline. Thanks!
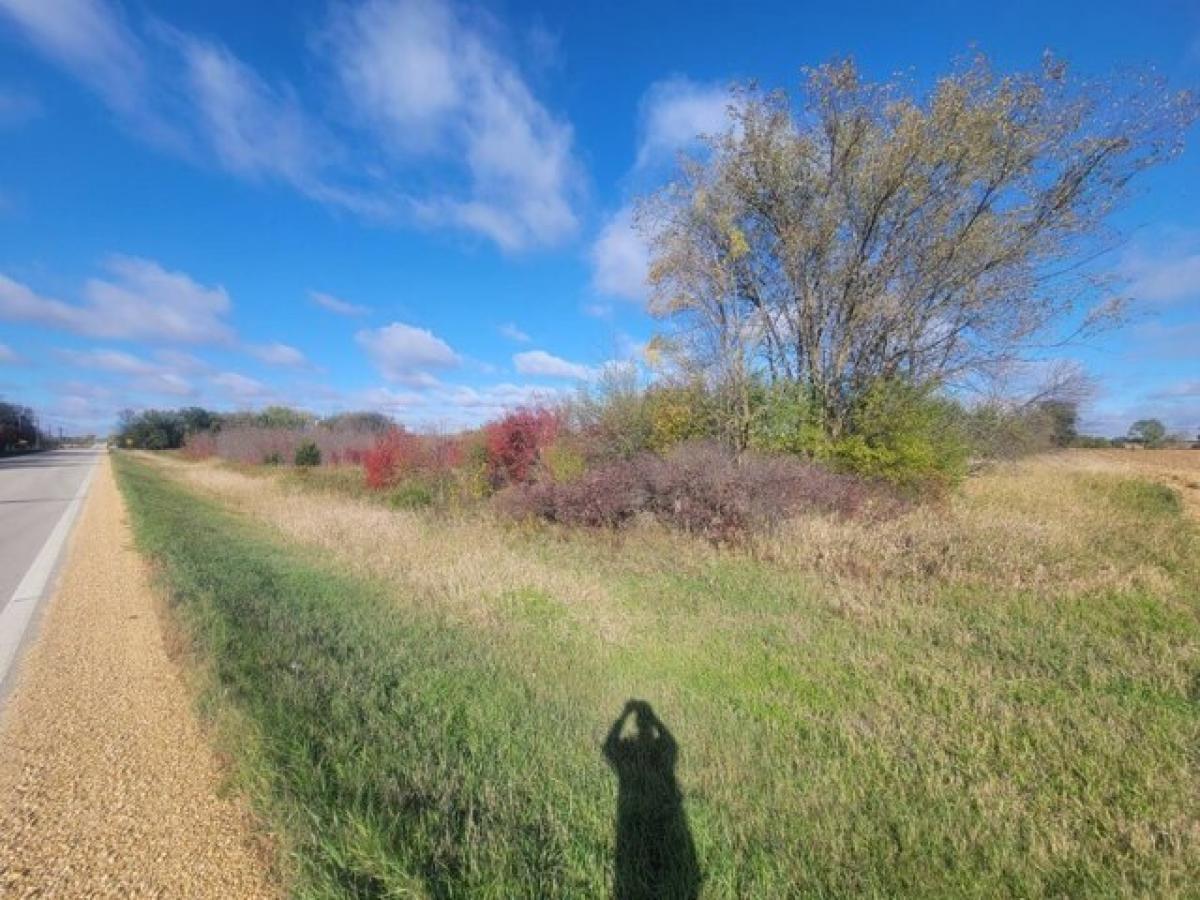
642;55;1196;443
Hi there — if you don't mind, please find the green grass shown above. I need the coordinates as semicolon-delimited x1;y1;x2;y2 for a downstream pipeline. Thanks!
115;454;1200;898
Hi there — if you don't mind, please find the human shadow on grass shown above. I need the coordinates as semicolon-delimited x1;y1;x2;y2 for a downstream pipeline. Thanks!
604;700;700;900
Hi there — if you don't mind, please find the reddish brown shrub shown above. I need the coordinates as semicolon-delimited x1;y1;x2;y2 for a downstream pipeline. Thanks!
485;407;559;487
180;430;217;460
498;441;882;541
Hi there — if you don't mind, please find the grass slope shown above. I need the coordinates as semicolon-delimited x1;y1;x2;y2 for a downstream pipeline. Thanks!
116;454;1200;898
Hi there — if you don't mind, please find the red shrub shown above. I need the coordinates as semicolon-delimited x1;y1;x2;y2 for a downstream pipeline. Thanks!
363;428;418;489
485;408;559;487
180;431;217;460
362;428;467;490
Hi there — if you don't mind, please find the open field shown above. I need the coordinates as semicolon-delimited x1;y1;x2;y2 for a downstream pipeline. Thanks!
115;450;1200;897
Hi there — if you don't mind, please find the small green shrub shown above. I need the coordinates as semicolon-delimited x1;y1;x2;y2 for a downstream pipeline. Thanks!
541;441;587;483
262;450;283;466
294;440;321;467
645;383;717;452
827;380;968;492
748;383;825;456
1105;480;1182;518
388;479;434;509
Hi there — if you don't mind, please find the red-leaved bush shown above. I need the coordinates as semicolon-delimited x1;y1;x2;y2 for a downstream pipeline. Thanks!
362;427;465;490
485;407;559;487
180;430;217;460
497;441;887;541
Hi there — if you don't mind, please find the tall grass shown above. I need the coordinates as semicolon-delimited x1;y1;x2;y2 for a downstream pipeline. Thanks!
118;452;1200;897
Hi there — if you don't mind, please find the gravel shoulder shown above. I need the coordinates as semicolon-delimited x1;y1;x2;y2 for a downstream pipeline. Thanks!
0;456;277;898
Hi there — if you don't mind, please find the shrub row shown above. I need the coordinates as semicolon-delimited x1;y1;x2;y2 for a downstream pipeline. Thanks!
496;441;885;542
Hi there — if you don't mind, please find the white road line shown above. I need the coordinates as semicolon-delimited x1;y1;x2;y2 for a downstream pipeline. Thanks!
0;458;99;691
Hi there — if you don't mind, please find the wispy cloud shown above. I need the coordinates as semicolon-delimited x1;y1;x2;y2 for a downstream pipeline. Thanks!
499;322;531;342
56;345;199;399
0;0;147;117
0;341;20;363
1146;379;1200;401
2;0;579;247
513;349;595;380
57;347;159;374
247;341;310;368
1120;232;1200;305
325;0;583;250
311;290;370;317
211;370;270;401
0;256;234;343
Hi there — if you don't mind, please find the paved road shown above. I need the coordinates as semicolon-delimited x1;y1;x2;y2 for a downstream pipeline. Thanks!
0;447;102;700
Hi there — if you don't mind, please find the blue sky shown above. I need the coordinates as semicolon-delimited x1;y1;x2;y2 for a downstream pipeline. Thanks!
0;0;1197;436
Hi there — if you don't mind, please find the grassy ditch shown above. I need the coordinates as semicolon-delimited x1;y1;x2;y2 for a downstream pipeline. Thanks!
116;452;1200;897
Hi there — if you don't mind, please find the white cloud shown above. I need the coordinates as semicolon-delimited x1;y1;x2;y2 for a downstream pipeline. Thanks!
211;370;269;400
499;322;531;342
513;349;595;380
1147;379;1200;401
53;345;200;402
0;257;233;343
587;76;731;301
311;290;369;317
340;380;566;429
2;0;583;250
248;341;309;368
154;348;211;373
583;301;614;319
0;0;147;117
0;1;372;211
356;321;460;384
56;345;201;399
57;347;158;374
590;205;650;300
174;35;324;186
1128;320;1200;360
0;341;18;363
635;76;730;171
326;0;582;250
1121;235;1200;304
134;371;195;397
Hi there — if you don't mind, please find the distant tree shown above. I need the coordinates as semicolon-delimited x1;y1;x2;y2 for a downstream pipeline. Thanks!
0;400;40;450
1128;418;1167;447
321;411;393;433
642;54;1197;444
179;406;220;434
258;406;315;429
116;409;186;450
1037;400;1079;448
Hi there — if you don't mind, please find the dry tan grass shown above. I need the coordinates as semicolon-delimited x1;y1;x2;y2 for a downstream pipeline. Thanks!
141;449;1196;632
763;453;1183;600
143;454;634;642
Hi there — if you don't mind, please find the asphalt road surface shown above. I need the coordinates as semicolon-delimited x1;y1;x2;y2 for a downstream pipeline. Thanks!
0;447;102;700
